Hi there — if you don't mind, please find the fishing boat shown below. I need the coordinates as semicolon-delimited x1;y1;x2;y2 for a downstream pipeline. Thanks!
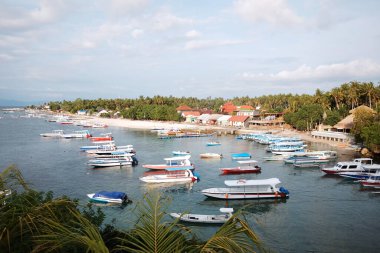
200;153;223;159
321;158;373;175
201;178;289;200
207;141;221;146
170;208;233;224
87;191;129;204
143;155;193;170
139;167;198;183
62;130;91;139
231;153;251;160
220;160;261;175
172;151;190;156
40;129;64;138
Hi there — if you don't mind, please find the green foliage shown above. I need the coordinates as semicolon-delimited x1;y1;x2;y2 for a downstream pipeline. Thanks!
284;104;323;131
323;110;341;126
361;123;380;149
351;107;376;142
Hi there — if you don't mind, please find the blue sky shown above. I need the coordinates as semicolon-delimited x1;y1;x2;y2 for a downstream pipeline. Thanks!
1;0;380;102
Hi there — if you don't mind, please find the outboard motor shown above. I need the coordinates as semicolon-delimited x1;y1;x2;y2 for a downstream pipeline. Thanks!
279;187;290;197
193;172;201;181
131;156;138;166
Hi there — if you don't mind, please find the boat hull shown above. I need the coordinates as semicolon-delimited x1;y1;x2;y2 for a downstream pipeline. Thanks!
170;213;230;224
202;190;287;200
220;167;261;175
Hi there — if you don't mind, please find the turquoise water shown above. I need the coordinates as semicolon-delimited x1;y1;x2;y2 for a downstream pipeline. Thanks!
1;111;379;252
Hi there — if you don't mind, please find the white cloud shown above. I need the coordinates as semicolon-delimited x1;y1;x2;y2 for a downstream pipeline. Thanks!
240;60;380;82
234;0;303;26
107;0;149;16
0;53;15;61
185;30;201;39
131;29;144;38
185;39;247;50
152;10;194;31
0;0;67;29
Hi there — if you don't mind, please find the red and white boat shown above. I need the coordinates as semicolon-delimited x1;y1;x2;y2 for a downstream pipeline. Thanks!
220;160;261;175
90;133;113;142
143;155;193;170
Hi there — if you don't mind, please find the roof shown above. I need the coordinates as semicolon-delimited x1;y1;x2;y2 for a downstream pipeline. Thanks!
208;114;223;120
164;155;191;161
334;114;354;129
176;105;192;111
228;115;250;122
224;178;281;187
198;114;211;120
217;115;232;121
220;102;237;113
183;111;200;117
237;105;254;110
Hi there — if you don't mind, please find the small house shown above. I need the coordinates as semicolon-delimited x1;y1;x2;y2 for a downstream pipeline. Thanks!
228;115;250;128
217;115;232;127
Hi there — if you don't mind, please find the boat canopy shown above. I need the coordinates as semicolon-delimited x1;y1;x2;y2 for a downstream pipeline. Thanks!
224;178;281;187
237;160;258;164
219;208;234;213
164;155;191;161
231;153;251;157
94;191;126;199
165;166;193;171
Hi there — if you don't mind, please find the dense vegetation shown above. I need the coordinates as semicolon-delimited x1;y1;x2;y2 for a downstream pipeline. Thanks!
42;81;380;152
0;165;264;253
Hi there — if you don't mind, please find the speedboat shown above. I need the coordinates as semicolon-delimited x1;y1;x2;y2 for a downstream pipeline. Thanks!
143;155;193;170
201;178;289;200
40;130;64;137
172;151;191;156
170;208;233;224
87;191;129;204
321;158;373;175
206;141;221;146
220;160;261;175
360;171;380;188
139;168;198;183
339;164;380;180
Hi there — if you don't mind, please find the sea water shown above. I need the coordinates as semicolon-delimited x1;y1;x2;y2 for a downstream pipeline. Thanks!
0;110;379;253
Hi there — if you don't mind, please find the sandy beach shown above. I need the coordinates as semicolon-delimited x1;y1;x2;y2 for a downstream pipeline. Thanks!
83;116;356;152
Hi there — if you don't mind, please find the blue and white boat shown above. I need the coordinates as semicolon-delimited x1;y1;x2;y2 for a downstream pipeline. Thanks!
87;191;129;204
339;164;380;180
172;151;191;156
231;153;251;160
207;141;221;146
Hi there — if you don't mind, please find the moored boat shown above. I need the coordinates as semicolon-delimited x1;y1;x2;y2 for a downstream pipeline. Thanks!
87;191;129;204
207;141;221;146
360;171;380;188
200;153;223;159
40;129;64;138
139;168;198;183
220;160;261;175
201;178;289;200
143;155;193;170
172;151;190;156
170;208;233;224
62;130;91;138
321;158;373;175
90;133;113;141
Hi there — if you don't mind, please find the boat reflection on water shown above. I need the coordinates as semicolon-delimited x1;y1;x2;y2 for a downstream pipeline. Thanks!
200;198;287;215
141;181;196;193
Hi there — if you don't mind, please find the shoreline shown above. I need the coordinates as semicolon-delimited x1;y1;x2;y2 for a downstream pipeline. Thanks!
82;115;357;152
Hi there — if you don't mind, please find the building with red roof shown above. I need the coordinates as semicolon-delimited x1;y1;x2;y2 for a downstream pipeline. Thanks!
220;102;237;114
228;115;250;128
176;105;193;113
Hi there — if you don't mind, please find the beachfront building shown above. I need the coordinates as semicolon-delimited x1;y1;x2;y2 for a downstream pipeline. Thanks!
236;105;258;117
248;112;285;128
228;115;250;128
176;105;193;114
217;115;232;127
220;102;237;114
197;114;211;125
183;111;201;123
77;110;87;115
207;114;223;125
333;105;375;133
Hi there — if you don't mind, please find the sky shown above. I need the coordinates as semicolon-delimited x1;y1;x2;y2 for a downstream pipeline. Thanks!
1;0;380;103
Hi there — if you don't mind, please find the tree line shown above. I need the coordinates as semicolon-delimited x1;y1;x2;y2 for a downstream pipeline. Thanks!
42;81;380;152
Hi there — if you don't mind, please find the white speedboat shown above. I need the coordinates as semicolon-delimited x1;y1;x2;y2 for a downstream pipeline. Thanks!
321;158;373;175
40;130;64;137
62;130;91;139
202;178;289;200
170;208;233;224
139;168;198;183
